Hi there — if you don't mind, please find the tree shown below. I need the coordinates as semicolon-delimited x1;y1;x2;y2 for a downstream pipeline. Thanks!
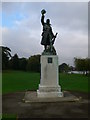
1;46;11;69
74;57;90;75
19;58;27;71
85;58;90;75
11;54;19;70
26;55;41;72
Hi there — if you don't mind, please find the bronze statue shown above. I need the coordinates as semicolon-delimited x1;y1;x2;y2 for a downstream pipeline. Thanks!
41;9;58;55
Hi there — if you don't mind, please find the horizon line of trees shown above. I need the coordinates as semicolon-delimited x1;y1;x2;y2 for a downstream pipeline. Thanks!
1;46;90;75
1;46;40;72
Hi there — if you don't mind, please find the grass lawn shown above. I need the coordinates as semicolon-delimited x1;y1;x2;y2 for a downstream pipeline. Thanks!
2;70;89;94
60;73;88;92
2;71;40;94
1;114;17;120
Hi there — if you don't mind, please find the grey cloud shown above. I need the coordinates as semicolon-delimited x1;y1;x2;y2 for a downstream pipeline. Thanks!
2;26;43;57
2;2;88;32
2;2;23;13
50;3;88;33
2;2;88;65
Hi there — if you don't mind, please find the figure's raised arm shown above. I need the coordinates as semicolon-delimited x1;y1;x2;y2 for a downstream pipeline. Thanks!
41;9;46;25
41;14;45;25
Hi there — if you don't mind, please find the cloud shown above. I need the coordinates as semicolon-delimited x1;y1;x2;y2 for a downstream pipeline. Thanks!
2;2;88;65
55;27;88;65
2;25;43;57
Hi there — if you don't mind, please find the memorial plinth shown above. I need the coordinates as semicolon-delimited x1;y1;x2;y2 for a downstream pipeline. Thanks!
37;55;63;98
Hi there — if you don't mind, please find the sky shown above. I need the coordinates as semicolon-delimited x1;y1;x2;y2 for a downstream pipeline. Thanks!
1;2;88;66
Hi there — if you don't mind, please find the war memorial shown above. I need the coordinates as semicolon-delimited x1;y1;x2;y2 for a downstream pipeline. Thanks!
25;9;63;100
2;9;88;119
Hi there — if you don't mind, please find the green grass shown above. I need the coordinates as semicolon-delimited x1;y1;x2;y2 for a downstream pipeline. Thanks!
2;71;40;94
60;73;88;92
2;70;89;94
1;114;17;120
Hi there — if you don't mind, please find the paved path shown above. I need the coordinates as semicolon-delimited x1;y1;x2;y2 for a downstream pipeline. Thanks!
2;91;89;119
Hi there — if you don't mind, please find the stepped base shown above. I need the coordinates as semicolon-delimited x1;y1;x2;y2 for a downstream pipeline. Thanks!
37;85;63;98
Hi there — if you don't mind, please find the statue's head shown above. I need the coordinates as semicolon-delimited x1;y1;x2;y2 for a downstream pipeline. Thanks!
46;19;50;25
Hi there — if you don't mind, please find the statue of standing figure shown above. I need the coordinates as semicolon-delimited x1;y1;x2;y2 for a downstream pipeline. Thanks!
41;9;58;55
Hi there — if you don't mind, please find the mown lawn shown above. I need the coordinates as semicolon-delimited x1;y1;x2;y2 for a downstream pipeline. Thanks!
1;114;17;120
2;71;40;94
2;70;89;94
59;73;88;92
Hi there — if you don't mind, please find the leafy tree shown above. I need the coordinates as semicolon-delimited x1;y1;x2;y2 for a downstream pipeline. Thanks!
74;57;90;75
11;54;19;70
1;46;11;69
19;58;27;71
85;58;90;75
26;55;41;72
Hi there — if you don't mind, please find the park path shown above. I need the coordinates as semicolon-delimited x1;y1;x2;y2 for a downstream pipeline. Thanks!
2;91;89;119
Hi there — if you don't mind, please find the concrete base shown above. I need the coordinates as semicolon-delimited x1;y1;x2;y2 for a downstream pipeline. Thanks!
37;85;63;98
37;90;63;98
37;55;63;98
24;91;79;103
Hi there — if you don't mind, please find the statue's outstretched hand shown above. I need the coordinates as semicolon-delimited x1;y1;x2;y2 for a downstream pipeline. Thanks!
41;9;46;15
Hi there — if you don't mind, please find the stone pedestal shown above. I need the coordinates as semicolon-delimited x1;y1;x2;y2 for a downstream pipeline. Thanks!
37;55;63;98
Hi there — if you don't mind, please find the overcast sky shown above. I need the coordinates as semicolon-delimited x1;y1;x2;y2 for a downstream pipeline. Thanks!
1;2;88;66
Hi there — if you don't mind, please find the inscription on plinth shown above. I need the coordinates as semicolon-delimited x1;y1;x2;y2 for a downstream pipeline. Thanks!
48;57;52;63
